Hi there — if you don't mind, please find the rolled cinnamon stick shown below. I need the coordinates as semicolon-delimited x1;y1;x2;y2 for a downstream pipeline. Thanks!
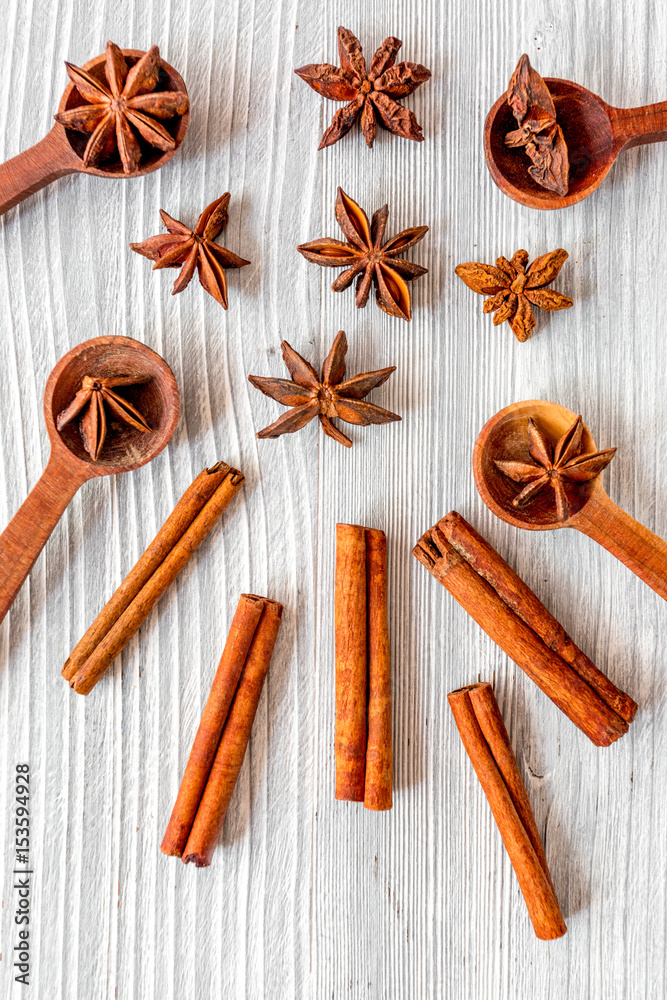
364;529;392;811
161;594;267;857
414;513;636;746
449;682;566;940
335;524;368;801
64;463;244;695
182;598;283;867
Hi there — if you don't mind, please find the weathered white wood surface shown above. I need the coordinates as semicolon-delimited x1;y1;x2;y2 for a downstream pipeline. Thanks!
1;0;666;996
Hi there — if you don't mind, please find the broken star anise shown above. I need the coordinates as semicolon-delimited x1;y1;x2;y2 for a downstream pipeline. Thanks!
55;41;188;175
294;25;431;149
455;248;572;342
505;54;569;197
297;188;428;322
129;194;250;309
495;415;616;522
248;331;400;448
56;375;151;461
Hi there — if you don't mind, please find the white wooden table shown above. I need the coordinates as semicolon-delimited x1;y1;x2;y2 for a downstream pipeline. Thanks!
1;1;666;997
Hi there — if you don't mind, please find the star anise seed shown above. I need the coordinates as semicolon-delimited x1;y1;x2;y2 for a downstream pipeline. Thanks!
505;54;569;197
295;26;431;149
130;194;250;308
455;247;572;341
56;375;152;461
55;41;188;175
495;415;616;521
248;331;400;448
297;188;428;321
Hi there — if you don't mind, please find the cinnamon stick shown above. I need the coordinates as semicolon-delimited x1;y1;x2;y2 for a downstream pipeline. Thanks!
414;512;636;746
335;523;392;809
161;594;267;857
364;529;392;811
335;524;368;801
448;682;566;941
182;597;283;867
64;462;244;695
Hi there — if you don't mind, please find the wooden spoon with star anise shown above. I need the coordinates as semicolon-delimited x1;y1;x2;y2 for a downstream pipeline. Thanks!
0;42;188;217
0;336;179;627
473;399;667;602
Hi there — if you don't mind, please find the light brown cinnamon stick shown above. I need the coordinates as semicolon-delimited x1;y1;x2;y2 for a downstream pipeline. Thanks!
161;594;267;857
182;598;283;867
64;462;244;695
449;682;566;940
335;524;368;801
414;512;636;746
364;529;392;811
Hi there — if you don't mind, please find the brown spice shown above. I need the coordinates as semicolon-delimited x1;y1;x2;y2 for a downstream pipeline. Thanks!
455;248;572;341
248;331;400;448
294;26;430;149
56;374;151;460
130;194;250;308
448;682;566;940
297;187;428;321
63;462;244;694
55;41;188;175
505;54;569;197
414;512;636;745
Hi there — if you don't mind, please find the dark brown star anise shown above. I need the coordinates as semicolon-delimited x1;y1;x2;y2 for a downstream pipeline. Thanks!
297;188;428;322
505;54;569;197
455;248;572;342
129;194;250;309
55;41;188;175
294;26;431;149
56;375;151;461
495;415;616;522
248;331;400;448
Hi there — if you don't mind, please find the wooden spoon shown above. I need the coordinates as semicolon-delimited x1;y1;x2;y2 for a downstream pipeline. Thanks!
484;77;667;209
0;48;188;217
0;336;180;625
473;400;667;601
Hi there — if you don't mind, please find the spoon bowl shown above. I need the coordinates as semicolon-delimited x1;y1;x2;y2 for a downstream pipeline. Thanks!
474;400;667;601
485;78;667;209
0;336;179;626
0;47;188;216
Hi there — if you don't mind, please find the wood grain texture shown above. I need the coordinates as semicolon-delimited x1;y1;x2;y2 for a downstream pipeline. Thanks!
1;0;666;997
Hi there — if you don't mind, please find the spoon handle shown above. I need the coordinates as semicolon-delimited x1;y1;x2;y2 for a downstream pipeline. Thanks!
0;125;81;216
573;493;667;602
0;456;89;625
610;101;667;148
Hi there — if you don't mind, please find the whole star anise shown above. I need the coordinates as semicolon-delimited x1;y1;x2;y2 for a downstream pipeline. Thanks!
56;375;151;461
294;26;431;149
129;194;250;309
248;331;400;448
297;188;428;322
455;248;572;342
495;415;616;522
505;54;569;197
54;41;188;175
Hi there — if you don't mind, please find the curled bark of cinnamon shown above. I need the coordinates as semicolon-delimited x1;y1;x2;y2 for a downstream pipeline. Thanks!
335;523;392;809
449;682;566;940
63;462;244;694
414;512;636;746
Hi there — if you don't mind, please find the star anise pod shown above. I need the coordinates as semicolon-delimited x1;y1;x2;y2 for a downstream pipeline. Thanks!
495;415;616;522
129;194;250;309
54;41;188;175
248;331;400;448
56;375;151;461
504;54;569;197
294;26;431;149
297;188;428;322
455;248;572;342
